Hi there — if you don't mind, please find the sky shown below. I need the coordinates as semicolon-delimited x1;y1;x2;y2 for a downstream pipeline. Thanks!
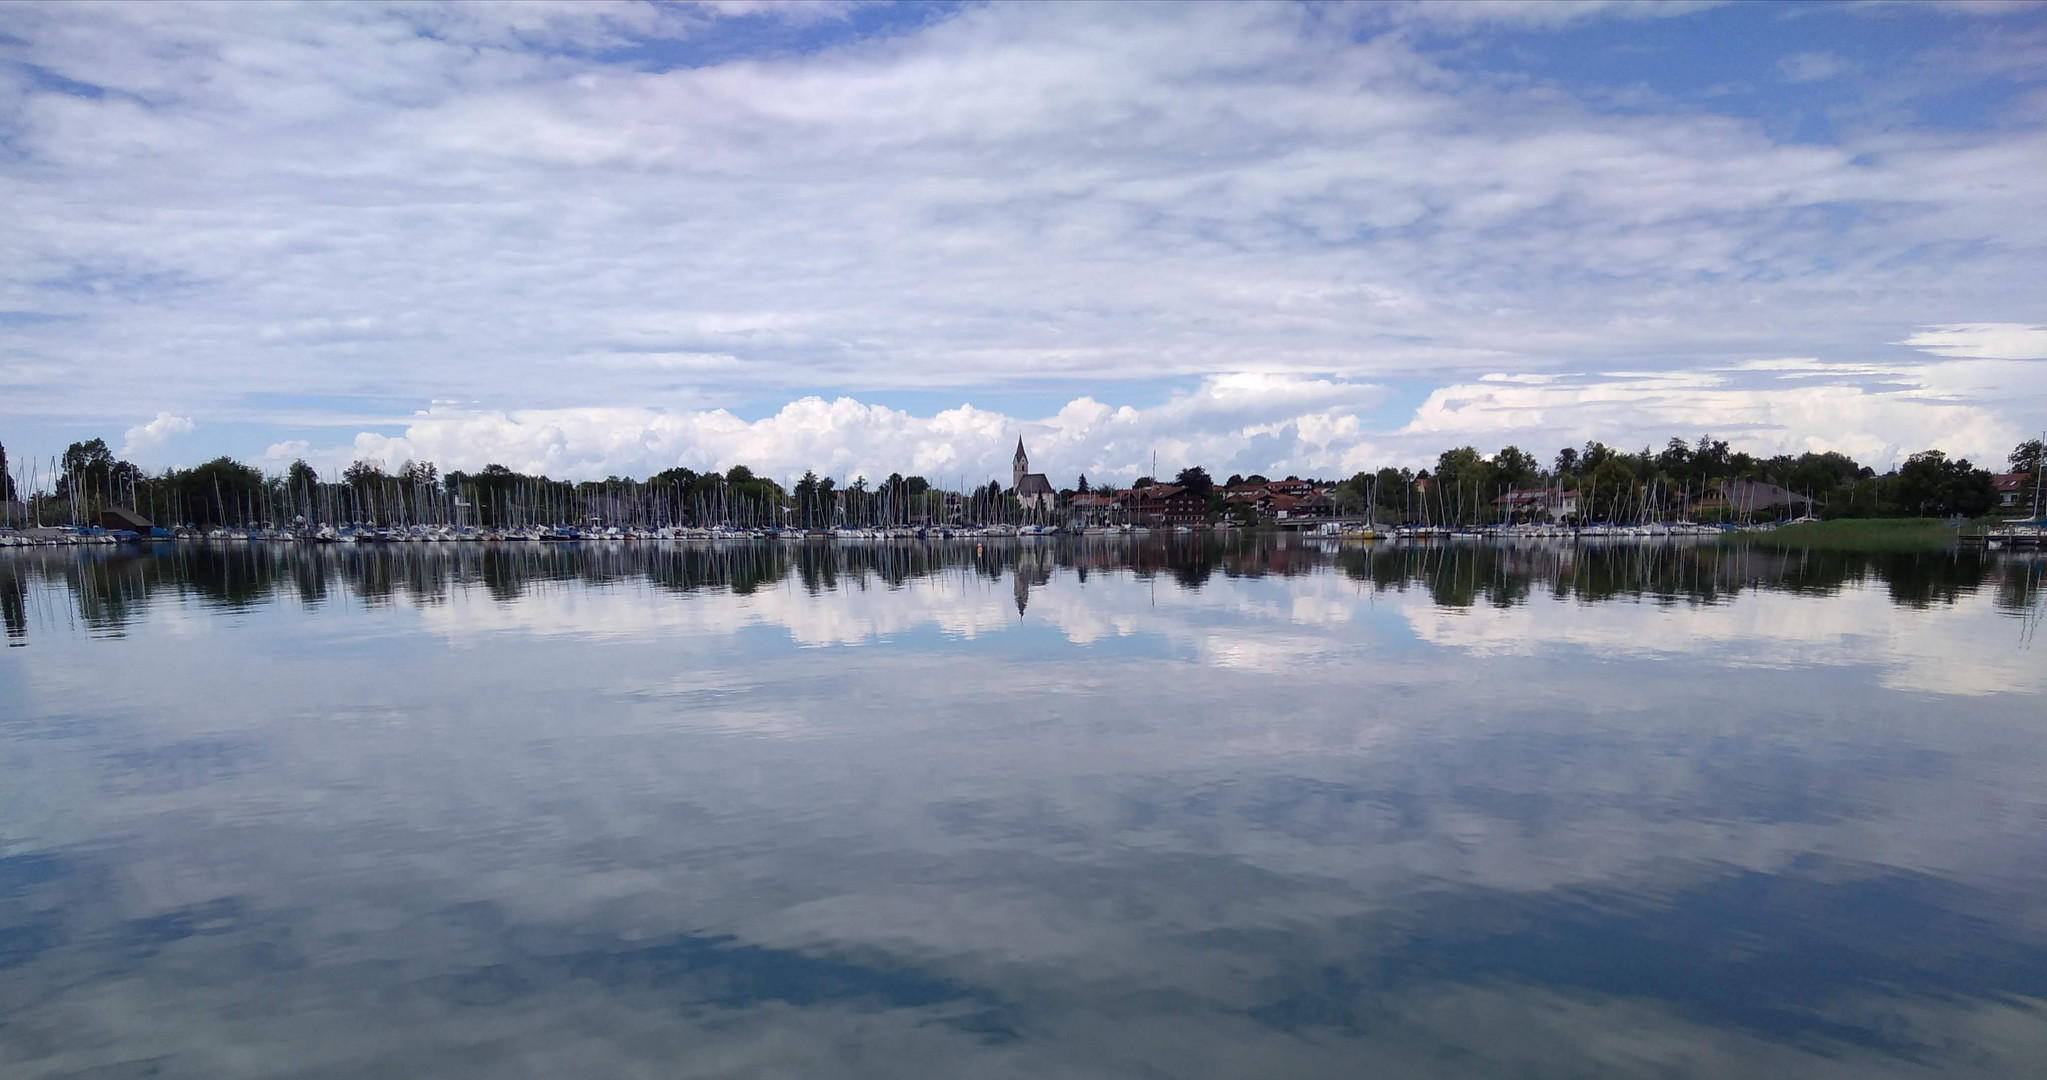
2;0;2045;487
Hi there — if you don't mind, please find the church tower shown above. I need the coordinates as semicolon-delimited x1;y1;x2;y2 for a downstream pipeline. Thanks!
1010;437;1054;513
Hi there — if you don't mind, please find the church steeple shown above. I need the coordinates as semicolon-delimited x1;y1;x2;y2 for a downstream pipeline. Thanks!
1013;437;1029;491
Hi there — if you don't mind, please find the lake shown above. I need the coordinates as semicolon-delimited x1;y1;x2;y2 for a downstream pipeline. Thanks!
2;537;2043;1078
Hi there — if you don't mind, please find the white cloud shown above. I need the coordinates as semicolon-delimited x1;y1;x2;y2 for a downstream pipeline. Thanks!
262;372;1394;483
119;411;195;459
1730;357;1900;378
1897;323;2047;361
1397;365;2016;466
255;346;2018;482
1391;1;1721;30
0;2;2043;467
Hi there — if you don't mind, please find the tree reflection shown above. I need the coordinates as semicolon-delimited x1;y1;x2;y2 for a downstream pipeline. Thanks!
0;537;2033;642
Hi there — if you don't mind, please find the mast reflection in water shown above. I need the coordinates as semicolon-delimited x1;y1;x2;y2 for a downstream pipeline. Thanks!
1;537;2044;1078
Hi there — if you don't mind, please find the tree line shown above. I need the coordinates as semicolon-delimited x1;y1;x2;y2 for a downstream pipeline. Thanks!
2;441;1029;529
1329;436;2043;523
3;433;2041;530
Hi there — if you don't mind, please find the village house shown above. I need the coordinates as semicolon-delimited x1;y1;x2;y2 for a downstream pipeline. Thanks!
1992;472;2040;515
1492;488;1578;521
1223;478;1335;523
1124;483;1205;526
1687;478;1816;518
1223;485;1276;519
1268;490;1335;521
1067;490;1121;526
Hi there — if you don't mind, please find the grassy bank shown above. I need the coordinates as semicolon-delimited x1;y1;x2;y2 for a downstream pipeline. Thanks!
1738;517;1961;550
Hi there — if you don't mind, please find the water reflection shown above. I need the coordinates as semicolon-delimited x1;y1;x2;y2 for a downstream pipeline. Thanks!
2;537;2040;637
1;539;2043;1078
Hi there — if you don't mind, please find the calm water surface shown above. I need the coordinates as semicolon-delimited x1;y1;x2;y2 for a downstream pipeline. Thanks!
2;538;2044;1078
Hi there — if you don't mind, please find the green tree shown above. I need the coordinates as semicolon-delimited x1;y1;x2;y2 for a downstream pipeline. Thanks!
397;460;438;487
62;437;114;477
1364;468;1406;519
846;476;870;522
1771;451;1865;505
1895;450;1995;517
1489;446;1538;490
1429;447;1493;521
57;438;125;496
342;459;388;488
1654;437;1691;478
977;479;1005;509
793;470;823;526
2010;439;2044;516
1173;466;1213;498
650;466;700;489
1333;477;1369;516
1435;446;1482;481
0;441;14;503
1585;458;1636;520
1690;436;1733;483
52;438;142;517
2011;439;2045;475
169;456;266;527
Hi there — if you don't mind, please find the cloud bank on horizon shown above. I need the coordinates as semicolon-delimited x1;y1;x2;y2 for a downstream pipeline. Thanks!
2;0;2044;484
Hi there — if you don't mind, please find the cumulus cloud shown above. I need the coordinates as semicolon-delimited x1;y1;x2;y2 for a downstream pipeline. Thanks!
1;2;2044;465
1397;364;2016;466
261;372;1394;483
255;352;2012;483
119;411;195;459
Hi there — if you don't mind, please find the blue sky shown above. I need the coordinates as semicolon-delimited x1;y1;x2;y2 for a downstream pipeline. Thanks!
2;0;2044;486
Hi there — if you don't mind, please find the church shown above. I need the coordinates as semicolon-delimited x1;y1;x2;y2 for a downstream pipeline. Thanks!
1012;438;1056;513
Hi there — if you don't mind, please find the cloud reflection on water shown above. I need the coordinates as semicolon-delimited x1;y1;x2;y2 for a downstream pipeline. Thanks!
0;539;2043;1078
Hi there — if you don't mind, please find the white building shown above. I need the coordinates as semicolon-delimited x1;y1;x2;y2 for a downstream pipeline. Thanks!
1012;439;1056;513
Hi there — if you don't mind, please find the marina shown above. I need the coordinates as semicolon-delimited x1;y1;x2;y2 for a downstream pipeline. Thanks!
0;522;1811;547
6;2;2047;1075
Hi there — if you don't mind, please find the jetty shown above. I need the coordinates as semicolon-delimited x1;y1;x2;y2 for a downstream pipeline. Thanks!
1966;520;2047;548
